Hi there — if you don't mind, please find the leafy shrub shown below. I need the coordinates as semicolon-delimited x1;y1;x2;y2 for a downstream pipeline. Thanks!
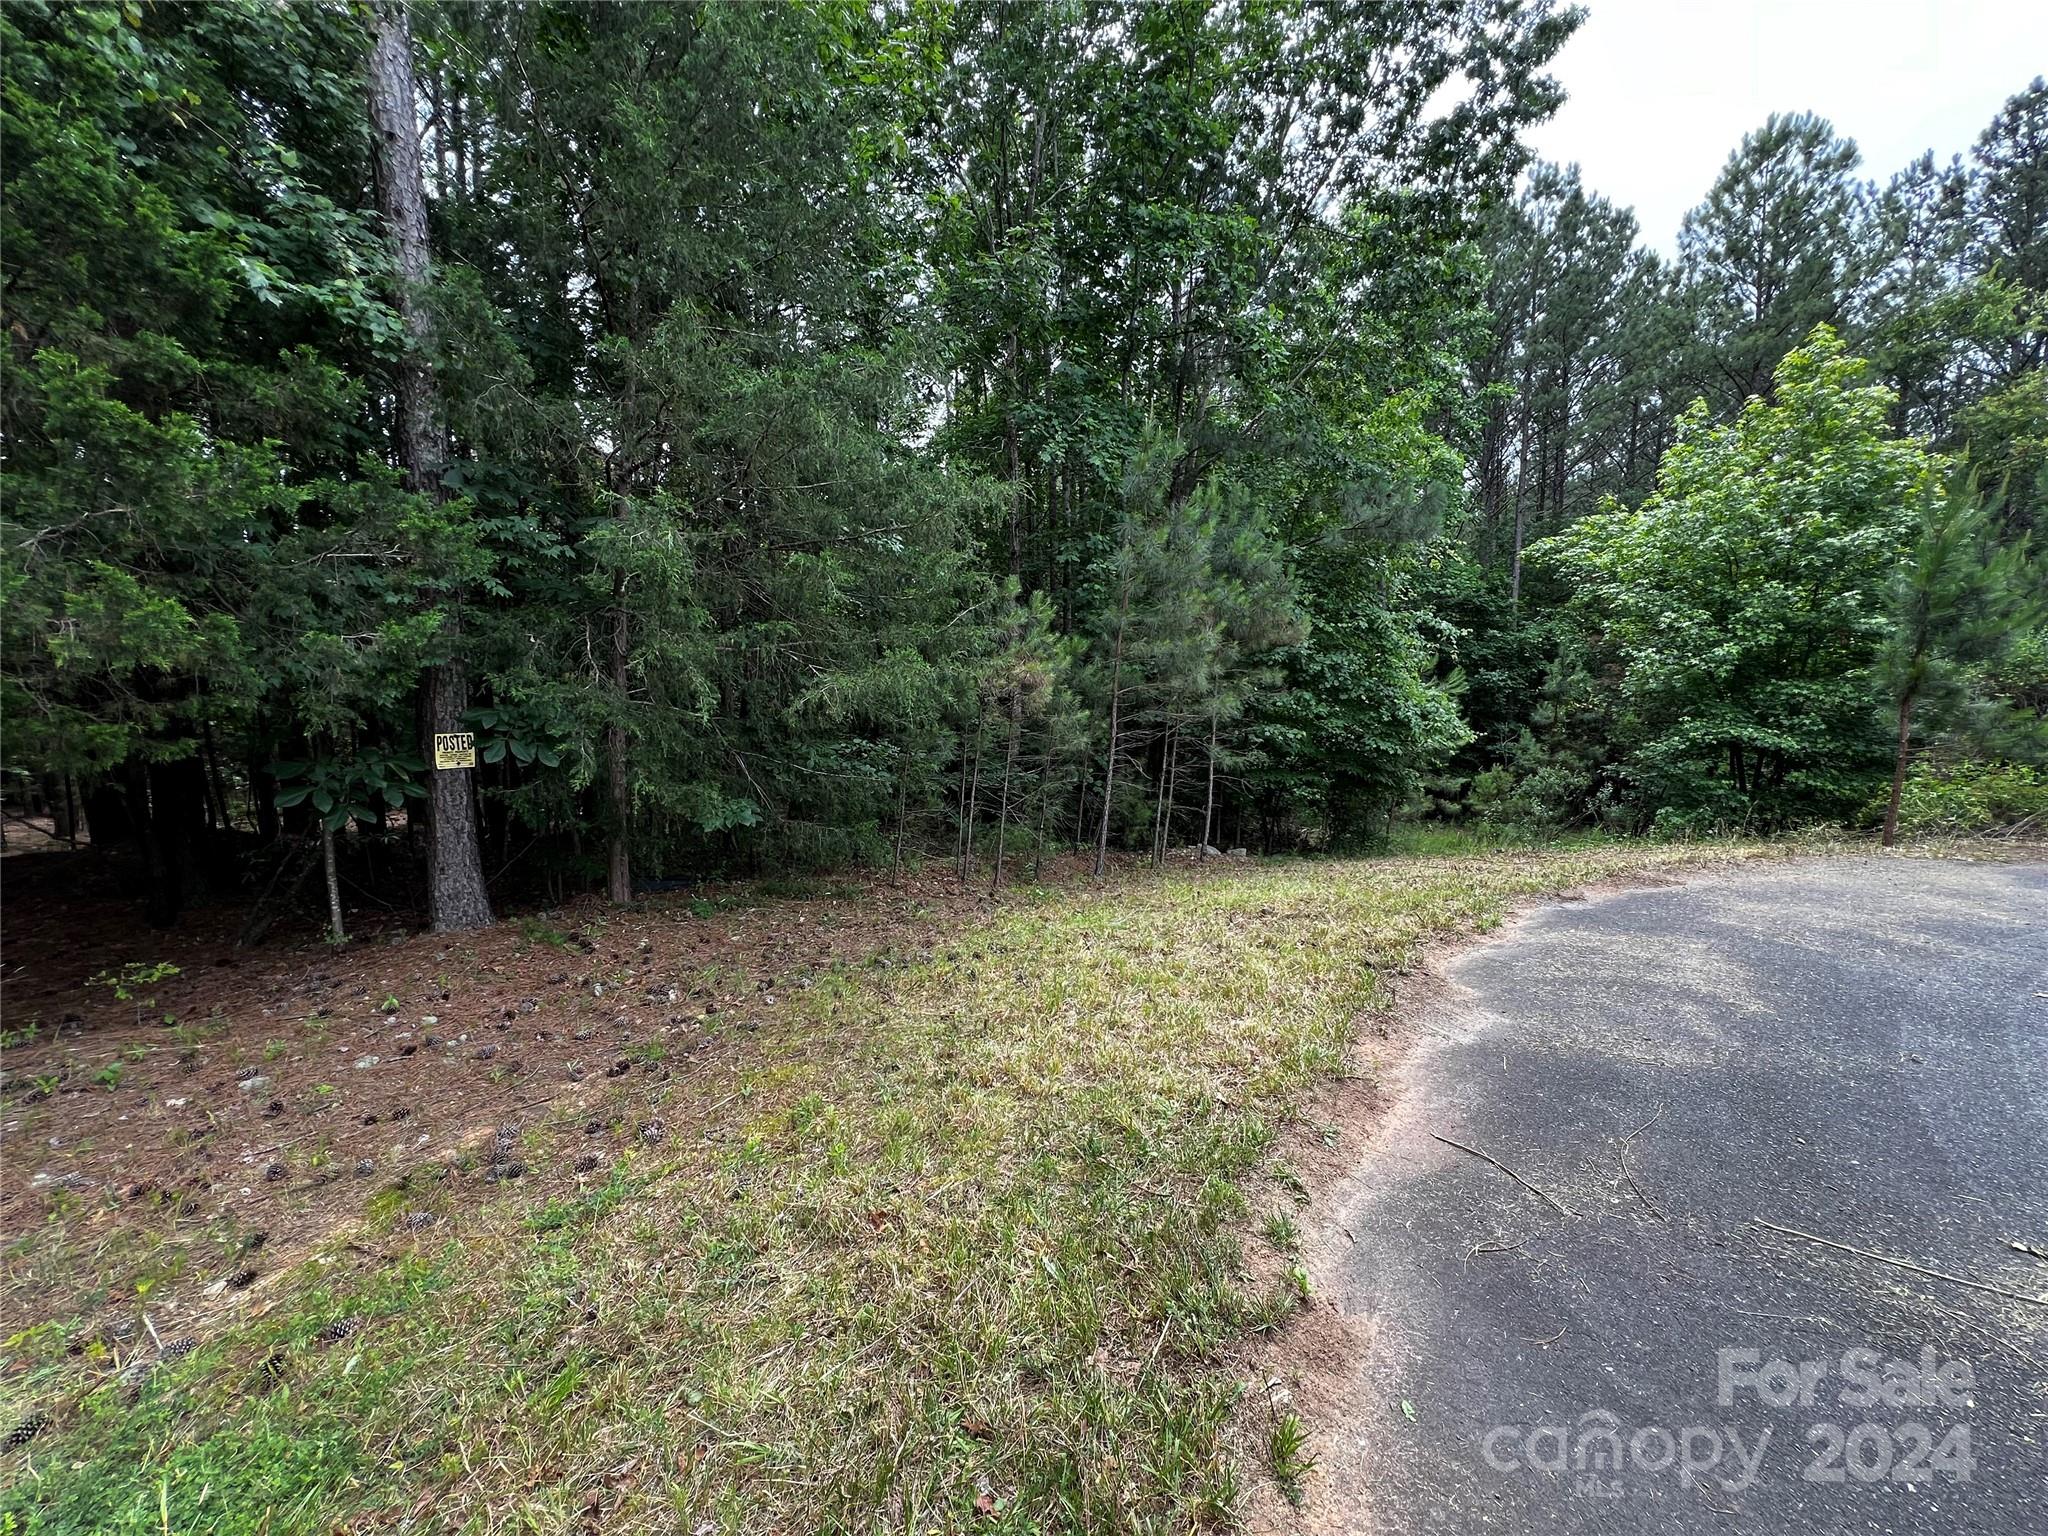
1874;760;2048;835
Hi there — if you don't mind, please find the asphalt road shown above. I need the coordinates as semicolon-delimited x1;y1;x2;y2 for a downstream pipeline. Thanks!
1328;858;2048;1534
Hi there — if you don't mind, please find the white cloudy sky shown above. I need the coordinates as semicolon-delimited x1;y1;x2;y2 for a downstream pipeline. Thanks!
1523;0;2048;253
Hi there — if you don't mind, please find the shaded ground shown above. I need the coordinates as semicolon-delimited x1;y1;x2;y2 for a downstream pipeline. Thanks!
0;846;1033;1308
1278;859;2048;1534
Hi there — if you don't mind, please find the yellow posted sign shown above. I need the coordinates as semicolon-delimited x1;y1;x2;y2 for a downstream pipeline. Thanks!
433;732;476;770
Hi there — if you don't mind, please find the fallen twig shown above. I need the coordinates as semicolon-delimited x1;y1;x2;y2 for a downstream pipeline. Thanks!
2009;1240;2047;1264
1753;1220;2048;1308
1694;1484;1740;1517
694;1089;745;1122
1617;1103;1667;1222
1466;1236;1527;1260
1924;1298;2045;1371
1433;1132;1575;1216
244;1131;319;1160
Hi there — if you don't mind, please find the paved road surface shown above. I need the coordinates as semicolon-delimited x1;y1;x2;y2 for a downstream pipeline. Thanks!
1327;858;2047;1534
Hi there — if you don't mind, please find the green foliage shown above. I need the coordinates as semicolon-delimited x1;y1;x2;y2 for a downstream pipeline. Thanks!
89;961;180;1002
922;0;1570;858
1873;759;2048;834
88;960;181;1029
1540;329;1937;827
1679;112;1866;410
4;0;2039;930
1878;471;2044;776
274;751;425;832
0;0;408;776
1484;632;1632;829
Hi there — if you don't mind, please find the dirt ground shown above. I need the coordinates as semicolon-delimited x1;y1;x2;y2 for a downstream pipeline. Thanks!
0;841;1083;1334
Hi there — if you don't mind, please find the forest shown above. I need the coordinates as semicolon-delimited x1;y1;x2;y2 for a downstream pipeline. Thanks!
4;0;2044;938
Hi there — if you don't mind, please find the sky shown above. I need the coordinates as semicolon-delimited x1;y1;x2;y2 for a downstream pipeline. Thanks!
1523;0;2048;254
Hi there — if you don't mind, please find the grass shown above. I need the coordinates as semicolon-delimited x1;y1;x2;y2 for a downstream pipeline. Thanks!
1;840;1773;1533
1266;1410;1315;1506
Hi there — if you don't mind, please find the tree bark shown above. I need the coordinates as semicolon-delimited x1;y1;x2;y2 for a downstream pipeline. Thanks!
415;664;491;927
960;725;984;883
891;759;909;882
990;703;1019;894
1151;727;1178;867
1005;330;1024;581
1509;371;1533;606
200;721;232;836
1509;471;1528;608
42;774;73;844
250;756;280;844
367;0;491;932
1882;693;1915;848
1093;576;1131;878
1093;662;1122;877
127;761;179;929
83;780;130;850
1031;740;1054;882
143;756;215;921
1200;711;1218;859
322;818;347;946
953;749;969;872
607;578;632;905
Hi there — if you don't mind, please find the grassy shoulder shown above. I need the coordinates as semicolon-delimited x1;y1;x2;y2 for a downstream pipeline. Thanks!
2;839;1777;1533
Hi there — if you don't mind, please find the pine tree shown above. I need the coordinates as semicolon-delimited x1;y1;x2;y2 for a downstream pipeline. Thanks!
365;0;492;932
1679;113;1865;413
1475;163;1644;595
1969;78;2048;382
1878;473;2043;844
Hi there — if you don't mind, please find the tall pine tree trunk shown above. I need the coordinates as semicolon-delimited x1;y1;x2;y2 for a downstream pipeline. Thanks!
1882;692;1915;848
1506;355;1536;605
1032;740;1054;882
1509;430;1531;607
1151;727;1178;867
1005;331;1024;580
892;759;910;882
990;702;1019;894
954;751;970;872
368;0;491;932
1200;711;1218;859
1093;662;1123;876
960;725;984;883
607;575;632;905
1093;574;1131;878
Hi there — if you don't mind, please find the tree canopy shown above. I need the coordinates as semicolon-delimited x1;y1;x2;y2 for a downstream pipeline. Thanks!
3;4;2043;933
